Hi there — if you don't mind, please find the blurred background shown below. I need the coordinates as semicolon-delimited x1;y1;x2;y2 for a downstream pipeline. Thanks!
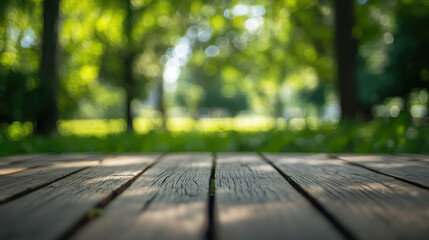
0;0;428;155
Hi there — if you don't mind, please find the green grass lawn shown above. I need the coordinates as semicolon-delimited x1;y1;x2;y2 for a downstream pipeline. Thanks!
0;116;427;156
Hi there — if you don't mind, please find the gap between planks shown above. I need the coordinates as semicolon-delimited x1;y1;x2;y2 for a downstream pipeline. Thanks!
61;153;166;239
72;153;213;240
2;153;427;240
0;154;162;240
262;153;429;239
258;153;355;240
205;153;217;240
71;153;218;240
0;154;108;204
331;154;429;191
214;153;343;240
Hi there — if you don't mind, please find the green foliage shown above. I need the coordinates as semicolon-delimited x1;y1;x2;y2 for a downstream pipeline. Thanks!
356;0;429;111
0;0;42;123
1;0;427;120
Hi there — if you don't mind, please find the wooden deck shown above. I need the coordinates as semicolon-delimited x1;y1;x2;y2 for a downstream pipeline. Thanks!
0;153;428;240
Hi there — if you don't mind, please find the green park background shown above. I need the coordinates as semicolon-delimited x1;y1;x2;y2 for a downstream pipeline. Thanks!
0;0;428;155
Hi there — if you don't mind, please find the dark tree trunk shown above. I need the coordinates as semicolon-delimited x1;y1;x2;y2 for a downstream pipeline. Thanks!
156;77;167;130
124;0;134;132
36;0;60;135
124;54;134;132
334;0;359;120
273;91;282;129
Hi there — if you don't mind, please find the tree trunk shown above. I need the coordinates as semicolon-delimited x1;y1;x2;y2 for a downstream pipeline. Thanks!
124;0;134;132
157;77;167;130
334;0;358;120
272;90;283;129
36;0;60;135
124;54;134;132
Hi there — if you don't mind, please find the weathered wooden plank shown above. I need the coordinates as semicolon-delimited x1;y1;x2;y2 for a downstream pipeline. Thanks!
215;153;342;240
0;153;102;176
0;156;105;204
397;154;429;163
0;154;49;167
0;154;159;240
265;153;429;239
337;154;429;189
73;153;212;240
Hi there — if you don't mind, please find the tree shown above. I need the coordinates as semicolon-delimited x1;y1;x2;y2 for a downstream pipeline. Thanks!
97;0;193;132
123;0;135;132
383;1;429;100
36;0;61;134
334;0;359;119
0;0;42;125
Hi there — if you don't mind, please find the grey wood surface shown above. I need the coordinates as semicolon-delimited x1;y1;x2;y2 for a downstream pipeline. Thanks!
0;154;102;176
0;154;49;166
215;153;342;240
398;154;429;163
337;154;429;188
264;153;429;240
0;154;159;240
74;153;212;240
0;153;428;240
0;156;105;204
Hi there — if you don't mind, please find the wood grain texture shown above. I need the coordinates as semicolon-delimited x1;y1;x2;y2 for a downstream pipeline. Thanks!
0;154;49;167
393;154;429;163
0;154;159;240
396;154;429;163
215;153;342;240
265;153;429;240
73;153;212;240
0;156;106;204
0;153;103;176
337;154;429;188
